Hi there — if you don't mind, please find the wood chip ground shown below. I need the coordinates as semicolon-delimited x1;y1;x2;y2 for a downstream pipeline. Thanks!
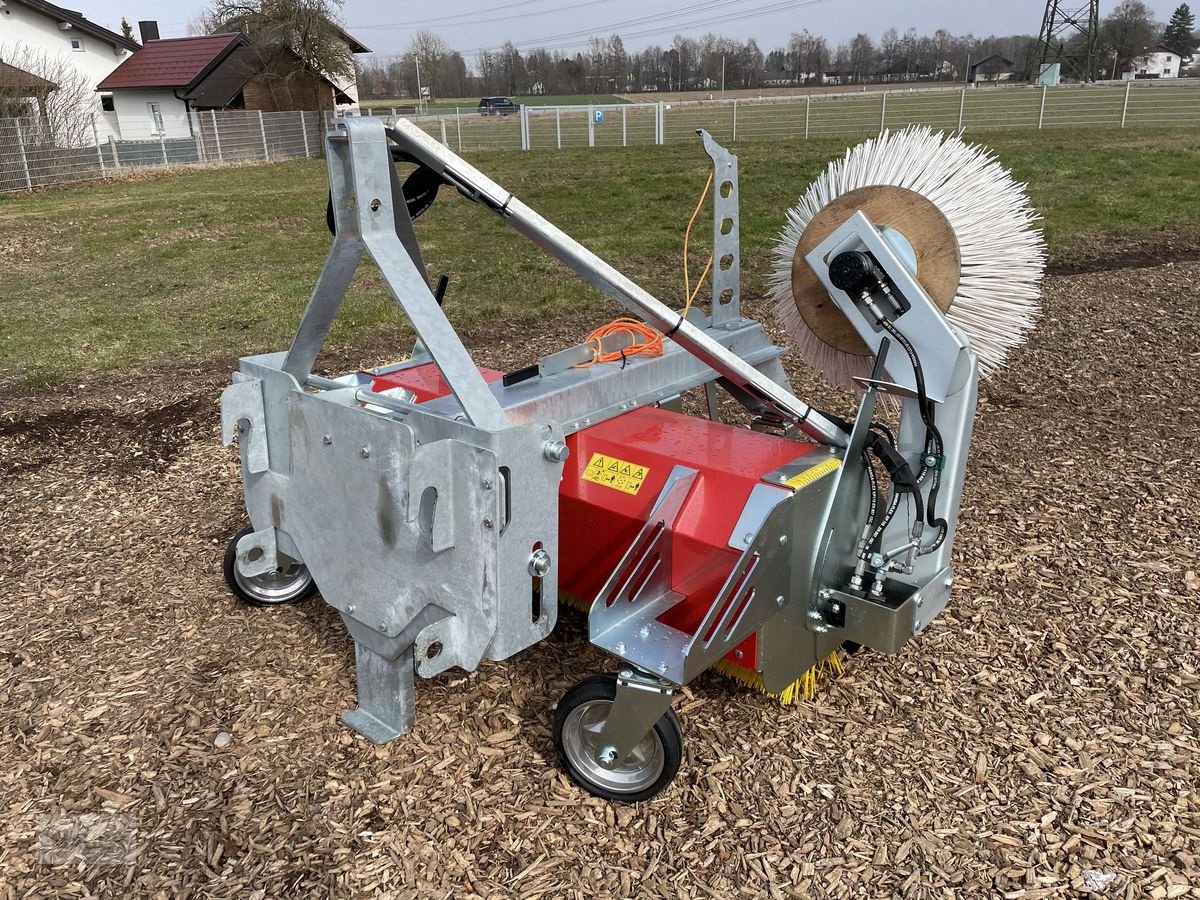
1;240;1197;898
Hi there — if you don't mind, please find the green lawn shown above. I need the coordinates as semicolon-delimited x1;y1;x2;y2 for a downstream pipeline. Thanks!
1;128;1197;385
363;94;631;113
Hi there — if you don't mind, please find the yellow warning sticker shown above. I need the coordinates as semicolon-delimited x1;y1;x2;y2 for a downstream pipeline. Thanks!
583;452;651;495
784;457;842;490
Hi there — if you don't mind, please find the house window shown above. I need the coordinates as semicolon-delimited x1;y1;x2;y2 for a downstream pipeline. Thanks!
70;38;84;51
101;94;115;112
147;102;165;135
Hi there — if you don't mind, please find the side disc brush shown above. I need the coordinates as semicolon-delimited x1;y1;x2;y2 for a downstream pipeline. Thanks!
770;126;1046;389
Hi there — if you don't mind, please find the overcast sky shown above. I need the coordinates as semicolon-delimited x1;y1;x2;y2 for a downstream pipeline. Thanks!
67;0;1181;60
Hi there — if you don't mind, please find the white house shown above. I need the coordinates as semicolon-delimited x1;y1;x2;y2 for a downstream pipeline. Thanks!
0;0;139;140
1127;47;1183;79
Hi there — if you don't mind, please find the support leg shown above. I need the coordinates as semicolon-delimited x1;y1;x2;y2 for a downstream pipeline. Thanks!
341;642;415;743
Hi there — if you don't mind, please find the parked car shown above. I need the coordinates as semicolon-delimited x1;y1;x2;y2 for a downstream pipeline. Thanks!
478;97;520;116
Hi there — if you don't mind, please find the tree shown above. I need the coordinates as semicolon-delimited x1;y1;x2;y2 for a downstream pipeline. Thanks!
1100;0;1159;78
120;17;134;41
0;43;100;146
848;32;875;82
199;0;355;109
1162;3;1197;56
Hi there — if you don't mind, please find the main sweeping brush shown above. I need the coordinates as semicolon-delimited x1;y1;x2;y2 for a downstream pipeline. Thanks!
770;126;1046;392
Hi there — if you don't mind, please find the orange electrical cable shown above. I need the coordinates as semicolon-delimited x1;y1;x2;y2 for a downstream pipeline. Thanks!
682;170;715;317
574;317;664;368
571;172;716;368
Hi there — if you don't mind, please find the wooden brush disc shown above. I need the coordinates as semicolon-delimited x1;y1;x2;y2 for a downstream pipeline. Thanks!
789;185;961;357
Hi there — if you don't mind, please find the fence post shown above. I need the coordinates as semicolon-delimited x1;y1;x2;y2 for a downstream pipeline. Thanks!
108;135;121;169
805;95;811;139
622;105;627;147
957;88;966;131
301;110;310;157
259;110;269;160
588;104;595;147
456;108;462;150
556;107;561;149
440;116;448;146
160;130;168;165
14;120;32;190
879;91;887;135
1120;80;1131;128
1038;85;1047;129
211;110;223;162
92;116;106;178
657;101;664;145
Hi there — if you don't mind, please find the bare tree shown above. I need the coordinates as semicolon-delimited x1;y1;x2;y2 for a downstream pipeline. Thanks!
1100;0;1160;77
0;42;98;146
200;0;354;109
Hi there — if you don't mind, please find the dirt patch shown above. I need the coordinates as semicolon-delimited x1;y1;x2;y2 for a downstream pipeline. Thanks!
1047;226;1200;276
0;235;1198;897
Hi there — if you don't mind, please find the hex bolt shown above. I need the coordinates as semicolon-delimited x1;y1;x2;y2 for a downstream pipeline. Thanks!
639;625;650;639
734;649;744;661
322;434;333;445
776;595;785;607
597;746;618;768
482;479;493;490
657;662;668;673
543;439;570;463
779;535;788;546
944;576;954;588
346;605;355;613
482;517;494;529
360;446;370;458
619;668;631;678
378;621;388;631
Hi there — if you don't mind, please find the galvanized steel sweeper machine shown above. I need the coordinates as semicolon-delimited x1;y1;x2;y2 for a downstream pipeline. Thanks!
219;117;1043;801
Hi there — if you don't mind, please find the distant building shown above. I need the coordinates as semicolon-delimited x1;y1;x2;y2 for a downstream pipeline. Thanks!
1127;47;1183;79
969;55;1017;84
0;0;139;140
96;21;368;140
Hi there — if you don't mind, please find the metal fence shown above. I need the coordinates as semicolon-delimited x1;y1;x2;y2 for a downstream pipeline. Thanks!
2;81;1197;195
377;80;1200;153
0;109;321;194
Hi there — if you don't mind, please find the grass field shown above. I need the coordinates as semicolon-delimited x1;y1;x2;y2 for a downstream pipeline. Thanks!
1;127;1198;386
362;94;631;113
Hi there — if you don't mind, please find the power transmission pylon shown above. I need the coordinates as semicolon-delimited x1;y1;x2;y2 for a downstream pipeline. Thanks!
1034;0;1100;82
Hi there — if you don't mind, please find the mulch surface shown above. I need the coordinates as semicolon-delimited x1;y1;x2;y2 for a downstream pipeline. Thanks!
1;236;1198;899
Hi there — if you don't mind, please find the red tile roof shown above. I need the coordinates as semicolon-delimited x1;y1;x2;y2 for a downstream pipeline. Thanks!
97;34;242;90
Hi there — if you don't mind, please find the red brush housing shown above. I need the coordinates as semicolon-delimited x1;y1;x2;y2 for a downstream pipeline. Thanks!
369;362;815;673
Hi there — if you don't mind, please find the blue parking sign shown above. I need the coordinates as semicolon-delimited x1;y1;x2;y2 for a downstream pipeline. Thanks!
593;108;604;124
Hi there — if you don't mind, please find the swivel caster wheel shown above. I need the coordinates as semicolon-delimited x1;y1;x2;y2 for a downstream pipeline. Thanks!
222;525;317;607
553;674;683;802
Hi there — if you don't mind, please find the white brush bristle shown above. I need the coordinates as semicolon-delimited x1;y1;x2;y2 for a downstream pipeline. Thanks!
770;126;1046;390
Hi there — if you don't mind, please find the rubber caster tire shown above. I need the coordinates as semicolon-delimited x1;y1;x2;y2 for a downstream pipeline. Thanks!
222;525;317;607
553;674;683;802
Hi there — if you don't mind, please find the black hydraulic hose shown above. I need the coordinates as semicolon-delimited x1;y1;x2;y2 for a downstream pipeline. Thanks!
875;317;949;555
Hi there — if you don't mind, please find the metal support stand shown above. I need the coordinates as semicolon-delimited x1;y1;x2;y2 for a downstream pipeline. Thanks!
341;642;416;742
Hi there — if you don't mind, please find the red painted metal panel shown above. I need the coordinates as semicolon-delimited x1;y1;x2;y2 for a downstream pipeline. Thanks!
370;362;504;403
559;406;820;671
